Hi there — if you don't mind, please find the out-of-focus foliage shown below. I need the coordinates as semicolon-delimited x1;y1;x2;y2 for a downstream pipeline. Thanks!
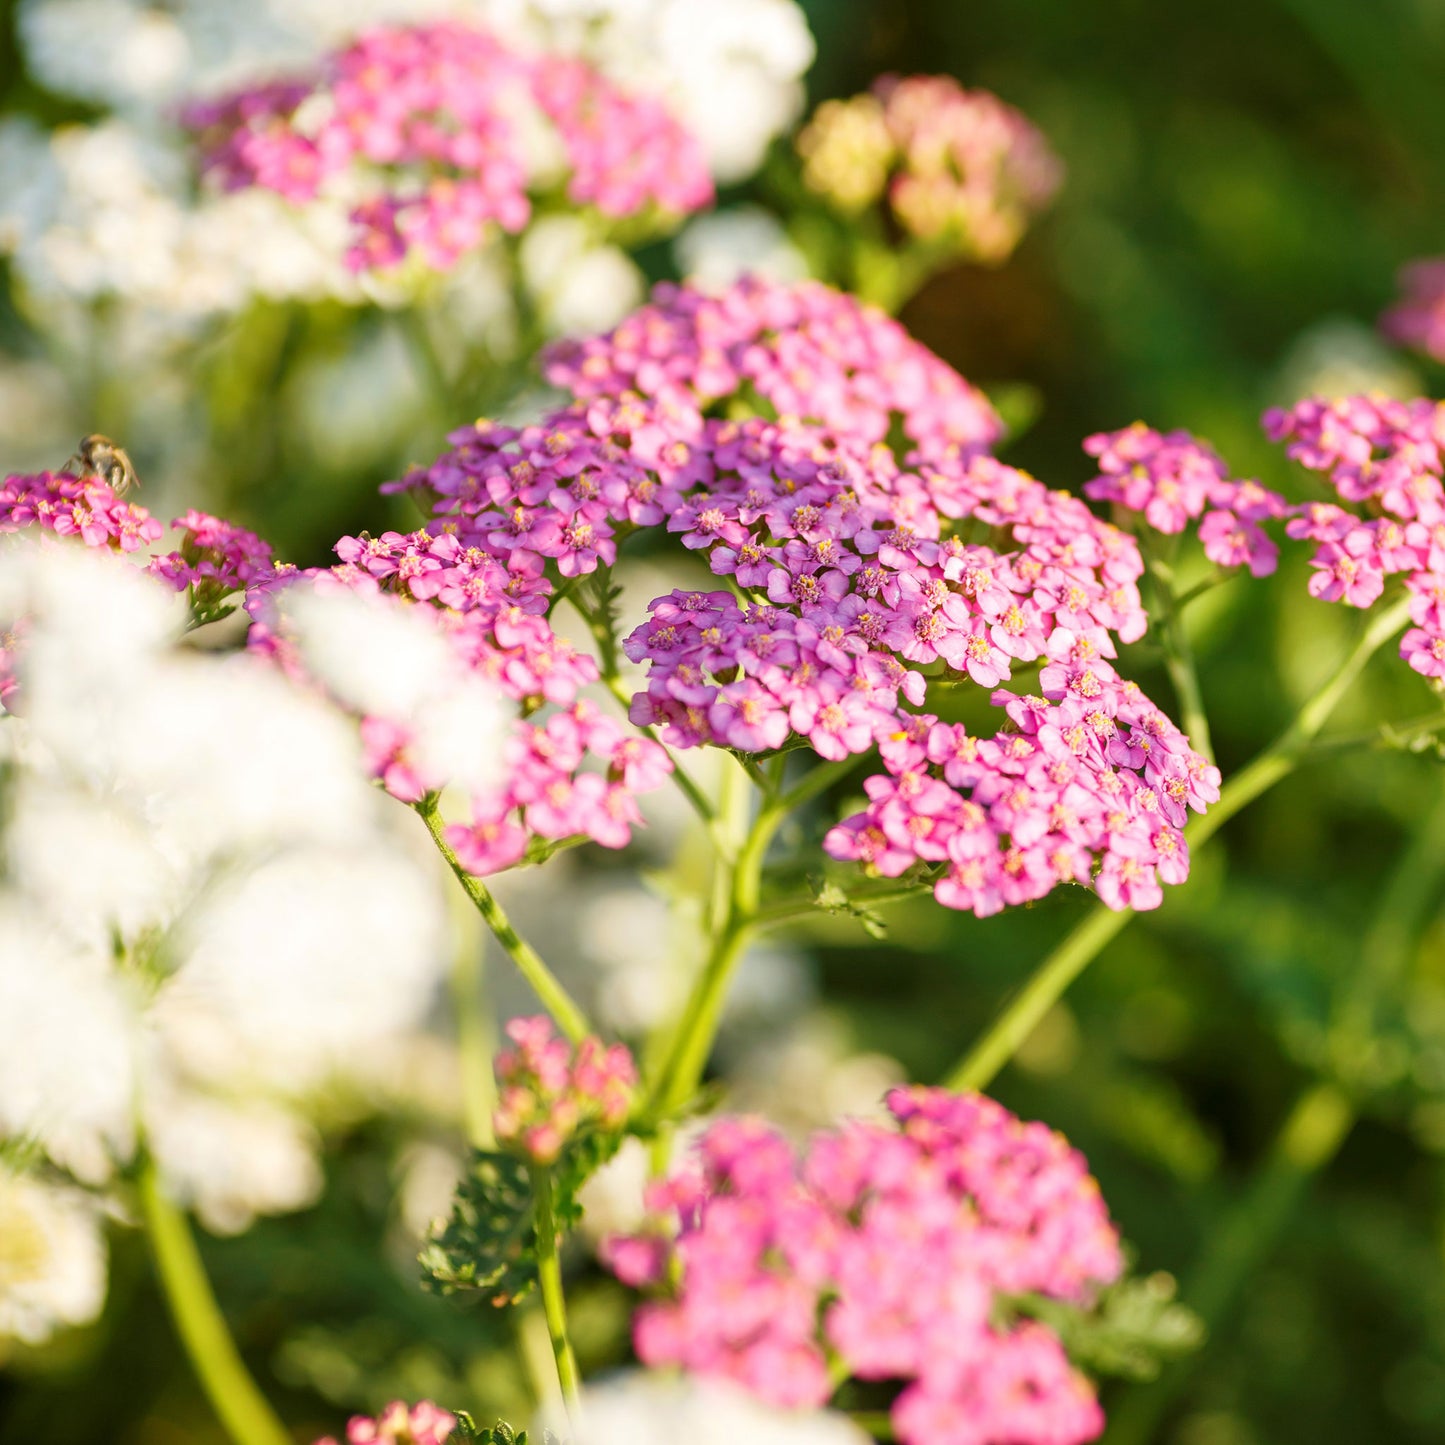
4;0;1445;1443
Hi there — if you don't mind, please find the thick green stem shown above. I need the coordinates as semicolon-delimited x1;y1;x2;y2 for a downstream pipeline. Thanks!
447;883;496;1150
138;1161;291;1445
530;1167;581;1421
647;794;786;1118
943;596;1414;1094
417;798;592;1043
1154;564;1215;762
1106;779;1445;1443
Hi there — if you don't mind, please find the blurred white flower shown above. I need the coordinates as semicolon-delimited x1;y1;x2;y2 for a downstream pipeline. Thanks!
0;901;137;1184
675;206;809;291
1273;316;1422;404
285;584;514;798
143;1087;323;1235
723;1014;904;1133
543;1372;871;1445
487;0;814;183
0;1173;108;1347
520;216;643;338
0;545;453;1245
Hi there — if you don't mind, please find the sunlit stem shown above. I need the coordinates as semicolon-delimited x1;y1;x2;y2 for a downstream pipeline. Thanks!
531;1166;582;1424
1152;559;1215;762
446;879;496;1149
647;756;861;1118
647;796;782;1118
416;796;592;1044
943;595;1414;1093
138;1159;291;1445
1105;780;1445;1445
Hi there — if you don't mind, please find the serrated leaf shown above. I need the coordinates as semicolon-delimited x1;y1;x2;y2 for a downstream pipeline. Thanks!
421;1129;627;1304
448;1416;530;1445
1008;1271;1204;1382
420;1152;537;1304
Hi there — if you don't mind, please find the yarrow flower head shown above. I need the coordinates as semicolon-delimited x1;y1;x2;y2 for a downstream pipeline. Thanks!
797;76;1062;264
493;1015;638;1165
1083;422;1289;579
1264;394;1445;677
385;277;1215;915
244;527;670;874
314;1400;457;1445
604;1087;1123;1445
186;22;713;274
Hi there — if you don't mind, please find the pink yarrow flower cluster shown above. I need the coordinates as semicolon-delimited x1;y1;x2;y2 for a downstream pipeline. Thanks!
185;22;712;272
245;527;670;872
387;279;1214;915
604;1087;1122;1445
1381;257;1445;364
147;509;274;595
493;1015;637;1164
1265;395;1445;678
1083;423;1289;579
0;469;163;554
541;277;1004;461
876;76;1063;259
314;1400;456;1445
827;668;1216;917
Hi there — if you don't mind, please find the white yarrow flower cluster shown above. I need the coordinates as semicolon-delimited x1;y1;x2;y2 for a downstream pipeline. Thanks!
0;544;458;1341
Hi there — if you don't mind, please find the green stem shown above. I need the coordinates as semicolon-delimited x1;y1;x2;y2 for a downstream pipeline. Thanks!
447;885;496;1150
943;596;1413;1094
530;1167;581;1421
138;1160;291;1445
648;793;787;1118
1151;558;1214;762
1106;780;1445;1443
417;798;592;1043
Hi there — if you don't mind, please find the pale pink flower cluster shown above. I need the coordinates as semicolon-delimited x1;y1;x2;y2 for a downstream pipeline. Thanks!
1265;395;1445;678
876;76;1063;259
603;1087;1122;1445
314;1399;456;1445
186;22;713;273
797;77;1061;263
540;277;1004;459
389;278;1215;915
1380;257;1445;363
245;528;671;871
493;1015;637;1164
1083;423;1289;578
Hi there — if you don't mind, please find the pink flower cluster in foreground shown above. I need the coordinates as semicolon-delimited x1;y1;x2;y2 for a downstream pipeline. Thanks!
1381;257;1445;364
314;1400;456;1445
388;277;1217;915
245;529;671;871
1265;395;1445;678
605;1087;1122;1445
186;22;712;272
1084;423;1289;578
493;1016;637;1164
798;76;1061;263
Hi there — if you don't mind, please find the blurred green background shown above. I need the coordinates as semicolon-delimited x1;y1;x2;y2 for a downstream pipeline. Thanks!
5;0;1445;1442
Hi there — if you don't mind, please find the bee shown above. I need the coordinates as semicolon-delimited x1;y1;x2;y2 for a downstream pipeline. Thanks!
65;434;140;496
